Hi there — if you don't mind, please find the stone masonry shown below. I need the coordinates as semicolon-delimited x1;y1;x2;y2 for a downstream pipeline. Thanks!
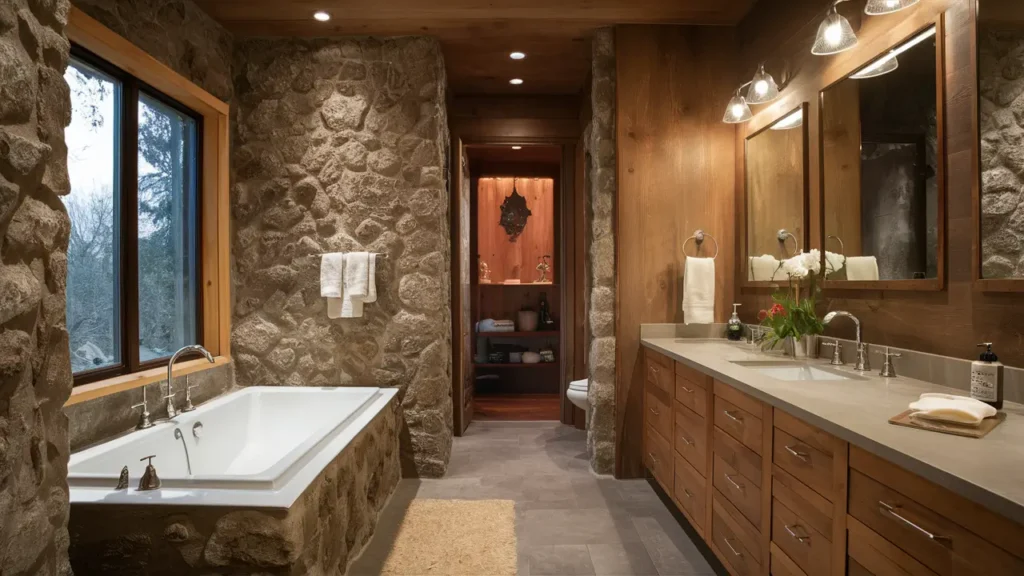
0;0;74;574
230;37;453;477
586;28;617;475
979;28;1024;278
69;396;401;575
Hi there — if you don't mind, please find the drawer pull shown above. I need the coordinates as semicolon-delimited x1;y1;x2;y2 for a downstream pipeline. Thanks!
649;407;660;416
648;452;658;465
723;537;744;557
784;524;811;544
683;488;694;499
878;501;951;546
680;385;695;394
784;445;811;462
723;473;745;492
723;409;744;423
678;435;694;446
649;365;660;376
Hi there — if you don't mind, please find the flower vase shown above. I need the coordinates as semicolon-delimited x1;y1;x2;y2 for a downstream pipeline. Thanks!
784;335;818;358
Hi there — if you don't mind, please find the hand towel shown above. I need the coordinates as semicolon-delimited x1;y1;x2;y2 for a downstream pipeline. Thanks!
908;393;997;427
749;255;781;282
845;256;879;281
682;257;715;325
824;251;845;275
341;252;370;318
363;253;377;303
321;253;345;319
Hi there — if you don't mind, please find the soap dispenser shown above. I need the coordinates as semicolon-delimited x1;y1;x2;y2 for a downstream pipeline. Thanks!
971;343;1004;410
727;303;743;341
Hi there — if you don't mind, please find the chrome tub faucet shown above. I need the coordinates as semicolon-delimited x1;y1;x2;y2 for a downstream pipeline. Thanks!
822;311;870;372
166;345;215;418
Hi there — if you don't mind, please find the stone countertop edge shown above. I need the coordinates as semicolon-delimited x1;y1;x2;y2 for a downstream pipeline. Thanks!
640;336;1024;527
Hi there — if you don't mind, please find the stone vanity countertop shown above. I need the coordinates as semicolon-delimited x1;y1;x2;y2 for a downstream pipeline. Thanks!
641;337;1024;526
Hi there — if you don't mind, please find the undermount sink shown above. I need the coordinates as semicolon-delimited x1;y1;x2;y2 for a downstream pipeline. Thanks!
730;361;861;382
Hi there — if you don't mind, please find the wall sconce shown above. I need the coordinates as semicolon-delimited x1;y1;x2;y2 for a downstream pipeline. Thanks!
812;0;858;56
746;64;780;105
864;0;920;16
723;87;753;124
849;25;935;79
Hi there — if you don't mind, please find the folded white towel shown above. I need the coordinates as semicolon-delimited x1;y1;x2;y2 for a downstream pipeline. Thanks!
321;253;345;319
749;255;781;282
341;252;370;318
363;253;377;303
908;393;997;427
825;251;845;275
845;256;879;281
682;257;715;325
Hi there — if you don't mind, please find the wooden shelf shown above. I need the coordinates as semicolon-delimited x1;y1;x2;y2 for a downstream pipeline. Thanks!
474;363;559;369
477;331;559;337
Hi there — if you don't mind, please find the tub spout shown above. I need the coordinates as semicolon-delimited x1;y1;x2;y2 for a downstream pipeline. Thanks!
166;345;216;418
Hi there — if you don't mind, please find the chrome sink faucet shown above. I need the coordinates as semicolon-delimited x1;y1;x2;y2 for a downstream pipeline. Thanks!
822;311;870;372
165;345;215;418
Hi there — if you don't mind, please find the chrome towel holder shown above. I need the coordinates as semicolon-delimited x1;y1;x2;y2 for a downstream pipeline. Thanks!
682;230;719;260
777;229;800;256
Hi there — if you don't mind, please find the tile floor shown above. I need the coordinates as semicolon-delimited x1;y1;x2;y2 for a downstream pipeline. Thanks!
349;421;722;576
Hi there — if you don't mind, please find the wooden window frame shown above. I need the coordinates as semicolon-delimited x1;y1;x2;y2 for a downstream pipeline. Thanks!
66;7;231;405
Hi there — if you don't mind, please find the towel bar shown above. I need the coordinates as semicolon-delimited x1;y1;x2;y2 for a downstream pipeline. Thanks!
682;230;719;260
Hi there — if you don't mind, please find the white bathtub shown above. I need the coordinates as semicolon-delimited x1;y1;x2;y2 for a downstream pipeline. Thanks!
69;386;398;508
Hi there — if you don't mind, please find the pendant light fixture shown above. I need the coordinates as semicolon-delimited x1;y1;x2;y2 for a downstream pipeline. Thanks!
812;0;858;56
746;64;780;105
723;88;753;124
850;26;935;79
864;0;920;16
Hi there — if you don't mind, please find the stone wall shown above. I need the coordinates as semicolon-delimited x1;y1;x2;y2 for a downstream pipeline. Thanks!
979;28;1024;278
0;0;74;574
585;28;617;475
230;37;453;477
69;395;401;575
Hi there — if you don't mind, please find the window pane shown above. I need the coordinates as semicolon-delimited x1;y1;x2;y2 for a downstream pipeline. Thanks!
137;93;199;362
63;57;121;374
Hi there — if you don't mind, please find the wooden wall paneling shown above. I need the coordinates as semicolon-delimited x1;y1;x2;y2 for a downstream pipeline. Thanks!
476;176;556;284
746;114;807;258
615;25;737;478
561;143;581;425
821;79;864;257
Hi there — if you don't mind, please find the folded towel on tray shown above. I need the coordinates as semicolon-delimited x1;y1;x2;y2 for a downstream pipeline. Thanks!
908;393;997;427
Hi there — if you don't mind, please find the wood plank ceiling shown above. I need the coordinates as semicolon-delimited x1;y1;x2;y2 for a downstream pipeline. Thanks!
194;0;758;95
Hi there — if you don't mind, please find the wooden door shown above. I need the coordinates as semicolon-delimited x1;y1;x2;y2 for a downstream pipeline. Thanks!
452;139;474;435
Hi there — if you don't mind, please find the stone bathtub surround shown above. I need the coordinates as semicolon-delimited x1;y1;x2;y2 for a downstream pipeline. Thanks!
640;334;1024;525
0;0;75;573
230;36;453;477
69;394;402;575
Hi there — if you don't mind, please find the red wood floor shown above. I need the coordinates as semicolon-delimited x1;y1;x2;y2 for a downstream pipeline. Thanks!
473;394;561;421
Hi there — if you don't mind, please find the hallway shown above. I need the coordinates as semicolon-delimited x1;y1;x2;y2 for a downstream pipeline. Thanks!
349;422;718;575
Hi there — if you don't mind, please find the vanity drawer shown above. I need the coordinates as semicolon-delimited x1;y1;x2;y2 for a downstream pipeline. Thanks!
675;360;710;390
645;424;673;490
773;427;835;502
713;427;761;489
847;515;937;576
712;496;763;576
714;395;762;455
645;350;673;395
771;544;809;576
771;497;831;576
674;404;706;475
675;374;707;417
645;385;672;442
848;469;1024;576
674;453;707;530
713;453;761;528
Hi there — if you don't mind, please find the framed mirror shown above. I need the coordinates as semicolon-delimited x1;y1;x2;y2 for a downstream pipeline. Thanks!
820;22;945;290
977;0;1024;289
742;104;810;286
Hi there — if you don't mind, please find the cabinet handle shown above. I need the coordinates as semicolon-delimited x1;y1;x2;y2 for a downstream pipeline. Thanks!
784;524;810;544
723;537;744;557
724;473;744;492
723;410;743;423
785;445;810;462
649;406;660;416
878;501;951;546
648;452;658;465
680;385;694;394
683;488;694;498
649;365;660;376
679;435;694;447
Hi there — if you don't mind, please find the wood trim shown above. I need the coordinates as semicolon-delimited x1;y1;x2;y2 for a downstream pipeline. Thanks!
831;440;849;576
66;356;230;406
760;406;773;576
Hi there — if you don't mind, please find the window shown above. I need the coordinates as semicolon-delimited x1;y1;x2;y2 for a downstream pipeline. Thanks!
64;47;201;384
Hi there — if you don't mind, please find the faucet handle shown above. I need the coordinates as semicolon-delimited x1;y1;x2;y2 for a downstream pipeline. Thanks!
873;347;901;378
820;339;844;366
132;401;153;429
138;455;161;491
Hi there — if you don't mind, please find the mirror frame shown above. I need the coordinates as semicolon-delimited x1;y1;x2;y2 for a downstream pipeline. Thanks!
740;102;811;288
818;18;947;292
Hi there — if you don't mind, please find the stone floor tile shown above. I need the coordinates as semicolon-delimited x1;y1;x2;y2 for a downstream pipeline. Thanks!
520;545;596;575
587;542;660;576
521;508;644;547
632;517;715;575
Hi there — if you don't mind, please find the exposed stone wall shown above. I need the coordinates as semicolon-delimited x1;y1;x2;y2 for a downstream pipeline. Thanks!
0;1;74;574
230;37;453;477
69;396;401;575
72;0;234;102
979;28;1024;278
585;28;617;475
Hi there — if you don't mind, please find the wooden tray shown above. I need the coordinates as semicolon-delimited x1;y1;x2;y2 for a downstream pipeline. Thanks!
889;410;1006;439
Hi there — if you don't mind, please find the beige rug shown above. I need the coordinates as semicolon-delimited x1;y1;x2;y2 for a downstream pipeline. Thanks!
379;499;517;576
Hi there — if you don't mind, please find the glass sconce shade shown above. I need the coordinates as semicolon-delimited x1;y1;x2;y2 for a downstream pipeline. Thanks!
746;64;780;104
812;7;858;55
864;0;919;16
723;92;752;124
850;54;899;79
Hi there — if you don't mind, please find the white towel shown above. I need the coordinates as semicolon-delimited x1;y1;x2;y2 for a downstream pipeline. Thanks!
321;253;345;319
749;255;781;282
682;257;715;325
845;256;879;281
363;253;377;303
341;252;370;318
908;393;997;427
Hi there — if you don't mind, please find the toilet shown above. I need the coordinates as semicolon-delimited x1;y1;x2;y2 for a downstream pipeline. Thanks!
566;378;589;414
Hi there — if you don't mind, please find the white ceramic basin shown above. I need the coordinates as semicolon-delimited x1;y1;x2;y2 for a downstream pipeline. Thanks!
731;361;859;381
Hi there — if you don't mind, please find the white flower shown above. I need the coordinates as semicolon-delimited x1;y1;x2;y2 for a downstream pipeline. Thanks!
782;250;821;279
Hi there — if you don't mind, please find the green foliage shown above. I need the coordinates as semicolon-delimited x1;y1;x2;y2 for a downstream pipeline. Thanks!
758;273;824;348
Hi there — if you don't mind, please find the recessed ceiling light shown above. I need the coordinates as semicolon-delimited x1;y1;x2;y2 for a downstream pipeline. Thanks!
512;146;523;150
510;52;526;60
509;78;524;85
313;11;331;22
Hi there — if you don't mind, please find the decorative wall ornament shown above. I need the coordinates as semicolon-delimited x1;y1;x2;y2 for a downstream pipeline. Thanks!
499;178;532;242
536;255;551;283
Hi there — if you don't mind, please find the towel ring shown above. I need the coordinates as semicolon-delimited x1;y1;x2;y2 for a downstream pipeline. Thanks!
682;230;719;260
825;235;846;273
777;229;799;256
